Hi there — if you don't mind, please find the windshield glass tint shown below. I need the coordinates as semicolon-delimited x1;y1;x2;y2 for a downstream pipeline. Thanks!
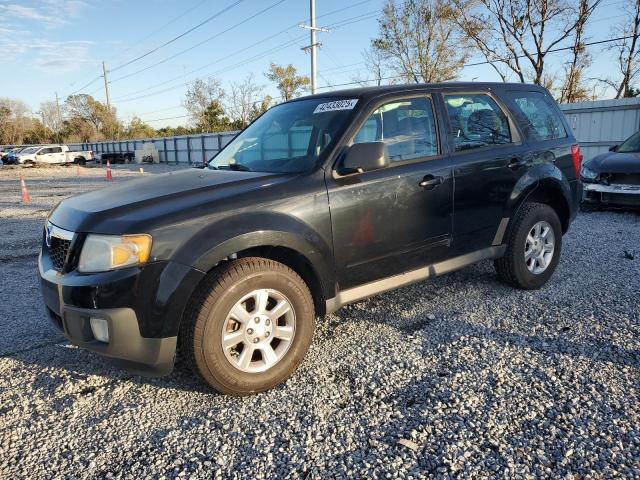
21;147;38;153
210;98;358;173
617;131;640;153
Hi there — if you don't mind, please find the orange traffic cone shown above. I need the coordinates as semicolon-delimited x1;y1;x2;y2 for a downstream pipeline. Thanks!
105;160;113;181
20;176;31;203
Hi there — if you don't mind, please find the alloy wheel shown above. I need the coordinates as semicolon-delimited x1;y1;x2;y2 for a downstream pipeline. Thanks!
221;288;296;373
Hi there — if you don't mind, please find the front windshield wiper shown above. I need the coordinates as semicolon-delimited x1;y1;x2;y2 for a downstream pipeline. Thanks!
219;163;252;172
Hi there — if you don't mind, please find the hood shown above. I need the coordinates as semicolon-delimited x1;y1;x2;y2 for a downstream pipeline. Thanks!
48;168;294;233
586;151;640;174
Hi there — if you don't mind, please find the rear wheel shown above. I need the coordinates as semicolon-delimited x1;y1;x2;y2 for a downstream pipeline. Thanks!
494;202;562;289
181;257;315;395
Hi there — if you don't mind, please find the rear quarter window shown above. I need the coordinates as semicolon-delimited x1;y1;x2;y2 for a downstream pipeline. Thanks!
507;91;567;141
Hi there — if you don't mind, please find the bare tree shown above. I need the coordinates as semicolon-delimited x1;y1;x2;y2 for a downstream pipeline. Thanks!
265;63;310;101
455;0;600;85
39;100;65;140
183;77;227;131
372;0;471;83
602;0;640;98
0;98;32;144
559;0;596;102
362;46;387;87
227;74;265;128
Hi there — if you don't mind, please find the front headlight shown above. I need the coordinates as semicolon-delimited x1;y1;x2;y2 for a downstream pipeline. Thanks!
580;164;599;180
78;234;152;273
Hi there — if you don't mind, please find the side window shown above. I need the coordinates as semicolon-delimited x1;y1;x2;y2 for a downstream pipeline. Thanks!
39;148;50;155
51;147;62;153
509;91;567;141
353;97;438;162
444;94;512;151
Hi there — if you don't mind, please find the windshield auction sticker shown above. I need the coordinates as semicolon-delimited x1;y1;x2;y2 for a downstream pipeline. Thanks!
313;99;358;114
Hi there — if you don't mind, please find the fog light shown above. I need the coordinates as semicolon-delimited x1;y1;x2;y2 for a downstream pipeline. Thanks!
90;317;110;343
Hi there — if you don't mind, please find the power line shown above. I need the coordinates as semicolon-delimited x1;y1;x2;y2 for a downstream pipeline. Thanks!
113;0;209;61
113;27;301;101
110;0;289;84
143;114;191;123
110;0;246;73
116;35;307;103
66;75;102;96
316;34;640;90
111;0;374;86
138;105;185;116
113;9;380;104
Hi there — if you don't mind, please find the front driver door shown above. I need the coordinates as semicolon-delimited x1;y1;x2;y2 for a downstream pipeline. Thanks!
326;95;453;290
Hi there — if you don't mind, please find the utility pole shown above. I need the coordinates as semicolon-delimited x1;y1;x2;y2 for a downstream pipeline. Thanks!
299;0;329;94
102;61;111;111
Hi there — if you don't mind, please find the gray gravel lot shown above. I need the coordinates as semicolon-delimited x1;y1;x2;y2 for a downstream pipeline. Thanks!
1;164;639;478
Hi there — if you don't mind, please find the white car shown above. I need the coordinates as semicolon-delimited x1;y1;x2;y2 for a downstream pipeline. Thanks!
16;145;94;165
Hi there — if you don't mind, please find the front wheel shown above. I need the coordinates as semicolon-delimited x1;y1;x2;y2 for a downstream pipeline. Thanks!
494;202;562;289
181;257;315;395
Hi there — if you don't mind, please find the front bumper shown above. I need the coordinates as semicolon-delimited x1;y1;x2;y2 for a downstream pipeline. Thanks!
48;304;177;376
583;182;640;208
39;251;204;376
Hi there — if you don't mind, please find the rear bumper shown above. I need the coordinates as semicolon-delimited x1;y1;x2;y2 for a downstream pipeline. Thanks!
39;253;204;376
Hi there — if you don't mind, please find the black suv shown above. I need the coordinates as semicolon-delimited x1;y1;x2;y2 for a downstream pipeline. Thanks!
40;83;582;395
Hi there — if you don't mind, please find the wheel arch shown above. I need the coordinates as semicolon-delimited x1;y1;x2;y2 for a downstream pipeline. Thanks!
177;218;335;319
504;167;572;239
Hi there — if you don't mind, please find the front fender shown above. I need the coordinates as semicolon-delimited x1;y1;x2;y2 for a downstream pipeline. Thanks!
172;212;336;299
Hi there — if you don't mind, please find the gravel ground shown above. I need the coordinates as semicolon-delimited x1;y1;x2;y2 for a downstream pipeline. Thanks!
1;164;639;479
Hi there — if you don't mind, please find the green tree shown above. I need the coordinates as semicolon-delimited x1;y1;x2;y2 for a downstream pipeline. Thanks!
23;119;54;144
249;95;273;122
124;117;157;139
265;63;310;101
200;100;234;132
64;94;121;141
184;77;229;131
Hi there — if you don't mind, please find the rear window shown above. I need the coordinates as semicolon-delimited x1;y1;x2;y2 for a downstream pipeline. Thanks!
508;91;567;141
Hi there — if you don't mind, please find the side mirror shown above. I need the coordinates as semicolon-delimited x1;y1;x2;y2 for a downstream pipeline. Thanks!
609;144;619;152
341;142;390;174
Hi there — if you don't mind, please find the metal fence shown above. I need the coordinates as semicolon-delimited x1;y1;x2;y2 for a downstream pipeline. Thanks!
559;97;640;161
68;131;239;164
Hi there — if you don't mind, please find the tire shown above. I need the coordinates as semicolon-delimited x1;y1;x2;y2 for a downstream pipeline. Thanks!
180;257;315;395
494;202;562;290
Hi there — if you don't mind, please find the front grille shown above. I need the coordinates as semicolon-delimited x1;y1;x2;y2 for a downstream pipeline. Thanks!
608;173;640;185
50;236;71;271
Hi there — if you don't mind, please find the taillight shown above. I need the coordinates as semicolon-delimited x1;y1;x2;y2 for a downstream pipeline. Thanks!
571;144;583;178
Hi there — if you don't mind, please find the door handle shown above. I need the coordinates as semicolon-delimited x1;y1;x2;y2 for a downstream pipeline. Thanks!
419;175;443;189
508;157;527;169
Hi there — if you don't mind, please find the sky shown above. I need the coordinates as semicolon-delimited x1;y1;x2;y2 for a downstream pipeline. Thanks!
0;0;633;128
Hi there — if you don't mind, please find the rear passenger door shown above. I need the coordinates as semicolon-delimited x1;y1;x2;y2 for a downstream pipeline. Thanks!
50;146;65;163
441;91;530;255
327;94;454;289
37;147;52;162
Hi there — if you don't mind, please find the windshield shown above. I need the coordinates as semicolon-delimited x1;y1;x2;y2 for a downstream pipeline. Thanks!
20;147;39;154
209;97;358;173
617;131;640;153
